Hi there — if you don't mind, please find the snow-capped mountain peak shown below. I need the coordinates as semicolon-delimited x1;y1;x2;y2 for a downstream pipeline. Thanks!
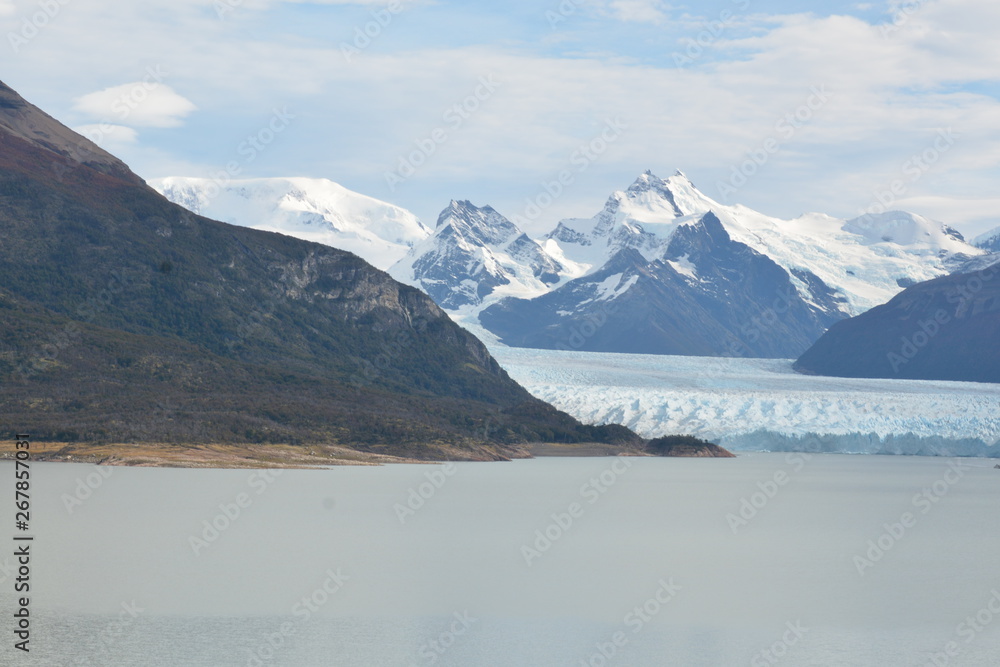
151;176;430;270
543;170;716;274
389;199;562;312
476;170;986;358
842;210;969;252
435;199;520;245
622;170;684;217
973;224;1000;252
155;169;989;361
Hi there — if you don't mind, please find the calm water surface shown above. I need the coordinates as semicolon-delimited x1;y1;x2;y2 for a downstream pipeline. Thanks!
2;454;999;666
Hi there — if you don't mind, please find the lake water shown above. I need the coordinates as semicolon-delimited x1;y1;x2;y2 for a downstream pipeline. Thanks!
2;454;999;666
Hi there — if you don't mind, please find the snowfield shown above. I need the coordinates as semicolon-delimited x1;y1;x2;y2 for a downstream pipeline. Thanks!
151;176;430;270
490;346;1000;456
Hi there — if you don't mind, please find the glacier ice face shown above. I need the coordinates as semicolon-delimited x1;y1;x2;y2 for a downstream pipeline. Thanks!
490;346;1000;456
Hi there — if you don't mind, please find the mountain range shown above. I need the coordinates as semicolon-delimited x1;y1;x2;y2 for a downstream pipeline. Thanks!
0;79;643;460
159;171;989;359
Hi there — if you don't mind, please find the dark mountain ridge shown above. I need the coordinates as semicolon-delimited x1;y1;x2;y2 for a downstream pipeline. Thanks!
0;80;641;459
794;260;1000;383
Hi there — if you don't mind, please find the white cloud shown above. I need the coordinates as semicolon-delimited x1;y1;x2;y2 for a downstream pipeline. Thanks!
73;83;197;128
9;0;998;235
0;1;16;18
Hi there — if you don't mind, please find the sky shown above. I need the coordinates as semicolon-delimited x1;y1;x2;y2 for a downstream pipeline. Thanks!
2;0;999;239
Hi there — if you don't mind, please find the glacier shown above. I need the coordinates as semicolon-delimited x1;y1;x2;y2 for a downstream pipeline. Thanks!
490;345;1000;456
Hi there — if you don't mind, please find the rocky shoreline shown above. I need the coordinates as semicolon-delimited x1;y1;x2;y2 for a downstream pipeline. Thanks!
0;439;733;468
